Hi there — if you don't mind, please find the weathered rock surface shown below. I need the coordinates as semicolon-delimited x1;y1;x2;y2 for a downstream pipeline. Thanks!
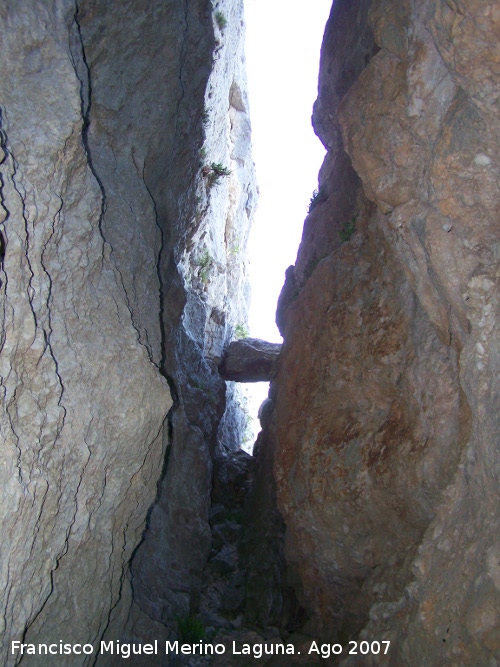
269;0;500;664
124;0;257;644
0;2;172;661
219;338;282;382
2;0;498;664
241;429;288;632
0;0;256;662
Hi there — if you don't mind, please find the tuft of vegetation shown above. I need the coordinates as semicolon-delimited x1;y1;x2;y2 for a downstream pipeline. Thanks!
304;254;327;280
210;162;231;177
228;237;241;256
308;185;326;213
215;10;227;31
234;323;249;339
190;378;207;393
240;400;254;449
201;107;210;125
225;508;244;524
198;249;213;284
339;215;357;243
198;249;212;270
202;162;232;188
177;616;206;644
308;189;320;213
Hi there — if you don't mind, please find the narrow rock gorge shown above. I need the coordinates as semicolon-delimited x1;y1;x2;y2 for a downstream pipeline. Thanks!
1;1;499;666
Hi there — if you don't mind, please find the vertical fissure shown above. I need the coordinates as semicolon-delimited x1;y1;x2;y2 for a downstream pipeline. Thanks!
70;1;107;242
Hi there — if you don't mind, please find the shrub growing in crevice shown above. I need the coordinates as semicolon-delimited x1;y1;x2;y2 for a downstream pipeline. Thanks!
177;615;206;644
308;185;327;213
215;10;227;31
304;254;327;280
197;249;213;283
202;162;232;188
339;215;357;243
234;323;249;339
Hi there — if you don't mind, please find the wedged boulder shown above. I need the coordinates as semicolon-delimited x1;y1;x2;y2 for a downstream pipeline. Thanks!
219;337;282;382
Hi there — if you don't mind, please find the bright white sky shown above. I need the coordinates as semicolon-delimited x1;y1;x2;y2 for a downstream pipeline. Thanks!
241;0;332;448
244;0;332;343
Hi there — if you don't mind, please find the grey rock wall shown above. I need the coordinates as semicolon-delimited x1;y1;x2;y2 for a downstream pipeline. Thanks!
0;0;256;663
123;0;257;642
0;1;171;663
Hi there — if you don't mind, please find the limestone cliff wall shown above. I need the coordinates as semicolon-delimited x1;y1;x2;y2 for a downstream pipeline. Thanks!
272;0;499;663
123;0;257;643
0;0;255;663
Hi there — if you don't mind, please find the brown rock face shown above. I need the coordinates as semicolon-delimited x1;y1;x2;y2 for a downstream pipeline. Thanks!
272;0;499;663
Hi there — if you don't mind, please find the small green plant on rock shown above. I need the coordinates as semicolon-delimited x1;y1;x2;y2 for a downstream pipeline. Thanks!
308;185;326;213
177;615;206;644
308;189;320;213
201;162;232;188
234;323;249;339
242;408;254;449
191;378;207;392
304;254;327;280
228;237;241;256
199;249;212;270
198;249;213;283
215;10;227;31
339;215;357;243
211;162;231;177
225;508;244;524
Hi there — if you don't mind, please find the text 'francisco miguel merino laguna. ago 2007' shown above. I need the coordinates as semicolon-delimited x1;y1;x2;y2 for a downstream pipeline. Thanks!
11;639;392;660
